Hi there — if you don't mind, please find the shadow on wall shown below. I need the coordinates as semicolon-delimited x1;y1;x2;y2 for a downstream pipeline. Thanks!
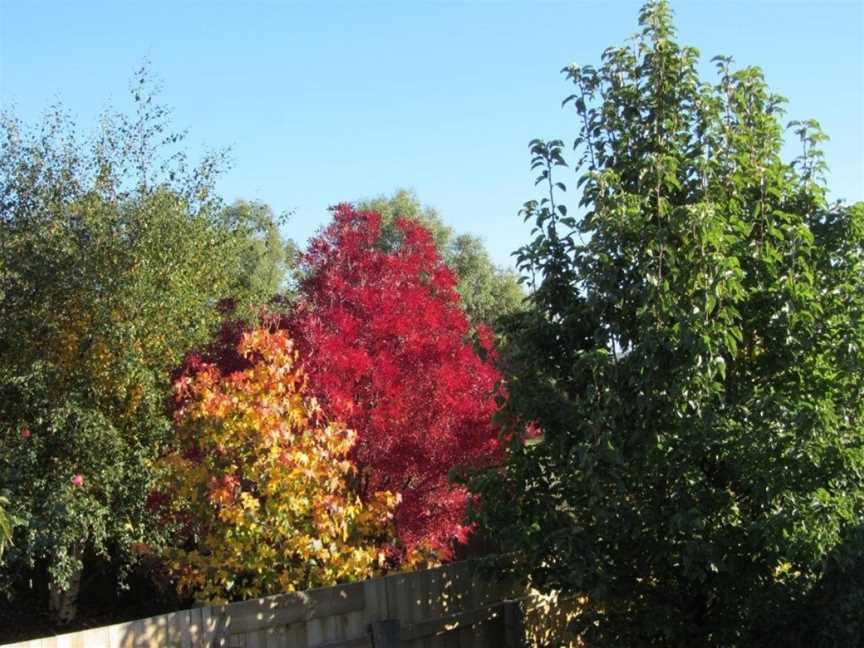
116;560;520;647
0;560;528;647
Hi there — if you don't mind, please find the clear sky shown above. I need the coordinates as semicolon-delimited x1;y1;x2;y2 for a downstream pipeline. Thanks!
1;1;862;269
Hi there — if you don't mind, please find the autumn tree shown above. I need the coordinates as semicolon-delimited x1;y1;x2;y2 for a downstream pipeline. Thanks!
160;328;396;604
356;189;525;327
289;205;503;562
468;2;864;646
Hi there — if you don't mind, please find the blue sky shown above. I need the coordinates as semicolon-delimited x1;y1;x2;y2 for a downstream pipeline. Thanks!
1;1;862;269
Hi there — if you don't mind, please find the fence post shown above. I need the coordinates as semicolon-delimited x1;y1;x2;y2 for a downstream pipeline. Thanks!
502;599;527;648
369;618;401;648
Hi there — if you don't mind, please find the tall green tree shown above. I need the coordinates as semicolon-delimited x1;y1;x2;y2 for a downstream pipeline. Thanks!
356;189;525;326
468;2;864;646
0;69;263;622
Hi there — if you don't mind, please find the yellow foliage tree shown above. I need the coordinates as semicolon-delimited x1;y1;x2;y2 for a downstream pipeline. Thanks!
160;328;397;603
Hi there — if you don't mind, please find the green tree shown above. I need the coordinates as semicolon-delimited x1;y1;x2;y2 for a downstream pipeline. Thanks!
219;199;299;300
468;2;864;646
356;189;525;326
0;68;263;622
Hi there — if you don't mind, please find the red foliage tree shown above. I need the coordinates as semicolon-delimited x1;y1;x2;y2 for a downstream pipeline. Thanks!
289;204;502;561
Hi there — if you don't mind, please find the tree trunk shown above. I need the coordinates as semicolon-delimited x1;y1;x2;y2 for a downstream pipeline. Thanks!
48;558;82;624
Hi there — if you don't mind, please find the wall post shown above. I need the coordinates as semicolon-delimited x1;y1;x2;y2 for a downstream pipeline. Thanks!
369;618;401;648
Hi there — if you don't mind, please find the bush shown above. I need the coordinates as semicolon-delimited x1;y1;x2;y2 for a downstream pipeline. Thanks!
159;328;397;604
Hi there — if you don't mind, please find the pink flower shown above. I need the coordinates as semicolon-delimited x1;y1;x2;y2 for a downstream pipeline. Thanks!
71;474;84;488
524;421;543;440
20;427;31;439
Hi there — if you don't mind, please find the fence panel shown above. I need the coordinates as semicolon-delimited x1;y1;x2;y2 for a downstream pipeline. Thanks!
1;561;530;648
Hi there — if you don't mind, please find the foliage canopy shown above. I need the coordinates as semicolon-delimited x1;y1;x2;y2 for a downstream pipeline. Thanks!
469;2;864;646
0;69;277;620
291;204;504;562
357;189;525;327
160;328;396;604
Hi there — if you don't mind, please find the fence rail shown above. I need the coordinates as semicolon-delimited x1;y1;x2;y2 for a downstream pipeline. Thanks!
3;561;528;648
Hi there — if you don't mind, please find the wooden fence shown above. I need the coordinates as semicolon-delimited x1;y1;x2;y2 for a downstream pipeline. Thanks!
2;561;530;648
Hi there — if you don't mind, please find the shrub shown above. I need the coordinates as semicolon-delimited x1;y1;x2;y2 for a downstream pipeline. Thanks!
160;328;397;604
